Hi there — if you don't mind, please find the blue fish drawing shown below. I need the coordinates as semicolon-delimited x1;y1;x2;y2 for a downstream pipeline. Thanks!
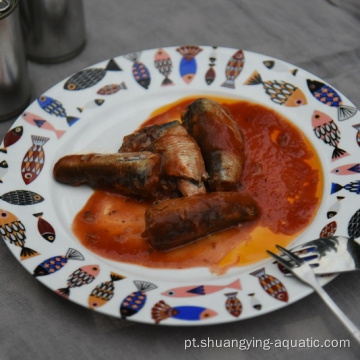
33;248;84;277
124;52;151;89
331;180;360;195
151;300;217;324
307;79;358;121
120;280;157;319
37;96;79;126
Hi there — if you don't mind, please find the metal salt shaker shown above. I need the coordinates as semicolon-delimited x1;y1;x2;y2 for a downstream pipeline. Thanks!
20;0;86;63
0;0;31;122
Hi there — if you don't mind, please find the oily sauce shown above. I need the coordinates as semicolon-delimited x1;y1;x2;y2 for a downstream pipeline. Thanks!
73;96;323;274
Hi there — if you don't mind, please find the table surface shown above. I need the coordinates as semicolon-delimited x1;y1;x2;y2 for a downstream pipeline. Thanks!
1;0;360;359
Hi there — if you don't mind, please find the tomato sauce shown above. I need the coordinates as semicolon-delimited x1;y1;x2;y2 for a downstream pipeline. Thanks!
73;96;323;274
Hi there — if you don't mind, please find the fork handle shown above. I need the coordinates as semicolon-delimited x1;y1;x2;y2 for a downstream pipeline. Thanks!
313;282;360;344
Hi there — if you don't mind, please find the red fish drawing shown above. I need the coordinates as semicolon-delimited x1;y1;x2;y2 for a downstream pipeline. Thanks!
250;267;289;302
154;48;174;86
21;112;65;139
205;46;217;85
56;264;100;299
21;135;49;185
162;279;241;298
33;212;56;243
225;292;242;317
312;110;349;161
221;49;245;88
320;220;337;238
97;82;127;95
331;163;360;176
0;126;23;153
0;209;40;260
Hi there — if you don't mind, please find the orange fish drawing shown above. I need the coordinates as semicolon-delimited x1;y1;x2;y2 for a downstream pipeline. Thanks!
0;209;39;260
21;135;49;185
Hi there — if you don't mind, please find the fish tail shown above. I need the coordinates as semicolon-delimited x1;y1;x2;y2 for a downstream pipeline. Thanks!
244;70;262;86
20;246;40;261
332;146;349;161
66;248;84;261
31;135;49;147
77;107;84;113
291;69;298;76
124;52;140;63
249;267;265;278
66;116;80;127
352;123;360;131
0;147;7;153
134;280;158;292
110;271;126;282
161;77;174;86
55;129;66;139
331;182;344;194
56;287;70;299
105;59;122;71
338;105;358;121
151;300;173;324
119;81;128;90
33;212;43;218
226;279;242;291
221;79;235;89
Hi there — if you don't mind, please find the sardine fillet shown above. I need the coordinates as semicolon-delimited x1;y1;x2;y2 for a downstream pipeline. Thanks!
53;152;161;198
182;98;245;191
120;120;207;196
143;192;259;250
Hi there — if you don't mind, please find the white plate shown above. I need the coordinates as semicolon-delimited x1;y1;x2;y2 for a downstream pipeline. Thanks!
1;46;360;325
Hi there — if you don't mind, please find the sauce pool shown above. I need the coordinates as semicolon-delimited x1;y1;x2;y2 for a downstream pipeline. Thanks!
73;96;323;274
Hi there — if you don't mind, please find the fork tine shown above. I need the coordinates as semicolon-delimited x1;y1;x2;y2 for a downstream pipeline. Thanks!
276;245;303;266
266;250;293;271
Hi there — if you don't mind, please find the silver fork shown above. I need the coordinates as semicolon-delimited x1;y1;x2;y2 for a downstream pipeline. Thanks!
267;245;360;345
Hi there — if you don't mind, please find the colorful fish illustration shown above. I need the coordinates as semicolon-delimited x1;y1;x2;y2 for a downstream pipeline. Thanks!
331;180;360;195
63;59;122;91
311;110;349;161
97;82;127;95
37;96;79;127
348;208;360;239
224;292;242;317
307;79;357;121
176;45;203;84
205;46;217;85
0;209;39;260
21;112;66;139
120;280;157;319
244;71;307;107
0;160;9;183
88;272;125;309
151;300;217;324
327;196;344;218
21;135;49;185
154;48;174;86
248;293;262;311
124;52;151;89
33;212;55;242
221;49;245;88
352;124;360;147
320;220;337;238
33;248;84;277
0;190;44;206
331;163;360;176
77;99;105;113
250;267;288;302
263;59;298;75
162;279;241;298
0;126;23;153
56;265;100;299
